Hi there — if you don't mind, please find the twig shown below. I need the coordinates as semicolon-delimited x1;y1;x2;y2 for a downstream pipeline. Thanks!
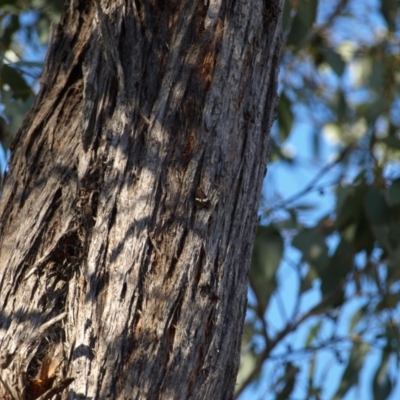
266;147;351;214
235;278;347;398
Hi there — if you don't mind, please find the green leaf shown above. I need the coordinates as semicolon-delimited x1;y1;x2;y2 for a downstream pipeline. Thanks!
278;92;294;142
2;13;20;48
387;258;400;283
276;363;300;400
301;266;317;293
236;347;259;390
32;0;65;21
2;89;34;136
0;0;24;10
372;347;393;400
380;0;397;32
375;293;399;312
321;48;345;76
249;225;284;314
281;0;293;33
241;322;257;348
355;218;375;255
389;218;400;248
380;136;400;150
349;304;367;332
292;229;329;276
370;59;384;91
332;342;370;400
305;321;322;347
355;99;387;123
334;183;375;253
335;185;365;232
308;353;316;383
1;64;32;100
336;89;348;120
286;0;318;47
0;115;10;148
37;16;51;43
364;186;391;225
318;239;352;307
387;178;400;206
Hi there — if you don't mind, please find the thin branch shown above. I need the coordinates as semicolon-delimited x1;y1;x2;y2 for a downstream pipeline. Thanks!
266;146;351;214
235;279;347;398
370;262;400;354
266;335;372;361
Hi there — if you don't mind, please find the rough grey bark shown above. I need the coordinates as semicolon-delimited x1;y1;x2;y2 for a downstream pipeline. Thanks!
0;0;283;399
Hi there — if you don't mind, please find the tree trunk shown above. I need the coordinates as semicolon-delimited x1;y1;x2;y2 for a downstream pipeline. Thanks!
0;0;282;398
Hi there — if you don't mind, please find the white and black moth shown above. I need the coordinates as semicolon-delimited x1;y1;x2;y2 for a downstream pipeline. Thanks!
195;187;211;208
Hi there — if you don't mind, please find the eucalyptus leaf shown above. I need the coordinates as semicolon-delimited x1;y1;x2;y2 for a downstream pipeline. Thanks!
286;0;318;47
236;347;259;391
335;185;364;232
276;363;299;400
332;342;370;400
1;64;33;100
349;304;367;332
305;321;322;347
380;0;397;32
380;136;400;150
292;228;329;277
249;225;284;314
372;346;393;400
278;91;294;142
364;186;391;225
281;0;293;33
2;13;20;48
387;178;400;206
321;48;345;76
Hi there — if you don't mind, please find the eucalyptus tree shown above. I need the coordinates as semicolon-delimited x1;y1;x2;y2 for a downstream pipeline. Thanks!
0;0;283;398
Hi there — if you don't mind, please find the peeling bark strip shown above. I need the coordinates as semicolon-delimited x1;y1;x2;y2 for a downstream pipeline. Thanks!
0;0;283;399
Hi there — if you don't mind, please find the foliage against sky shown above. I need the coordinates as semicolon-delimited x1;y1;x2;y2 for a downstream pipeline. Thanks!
1;1;400;399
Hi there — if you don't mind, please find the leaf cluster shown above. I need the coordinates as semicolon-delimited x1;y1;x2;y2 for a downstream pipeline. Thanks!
238;0;400;399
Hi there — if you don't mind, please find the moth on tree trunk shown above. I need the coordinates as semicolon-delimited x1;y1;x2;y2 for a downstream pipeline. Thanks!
0;0;283;398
